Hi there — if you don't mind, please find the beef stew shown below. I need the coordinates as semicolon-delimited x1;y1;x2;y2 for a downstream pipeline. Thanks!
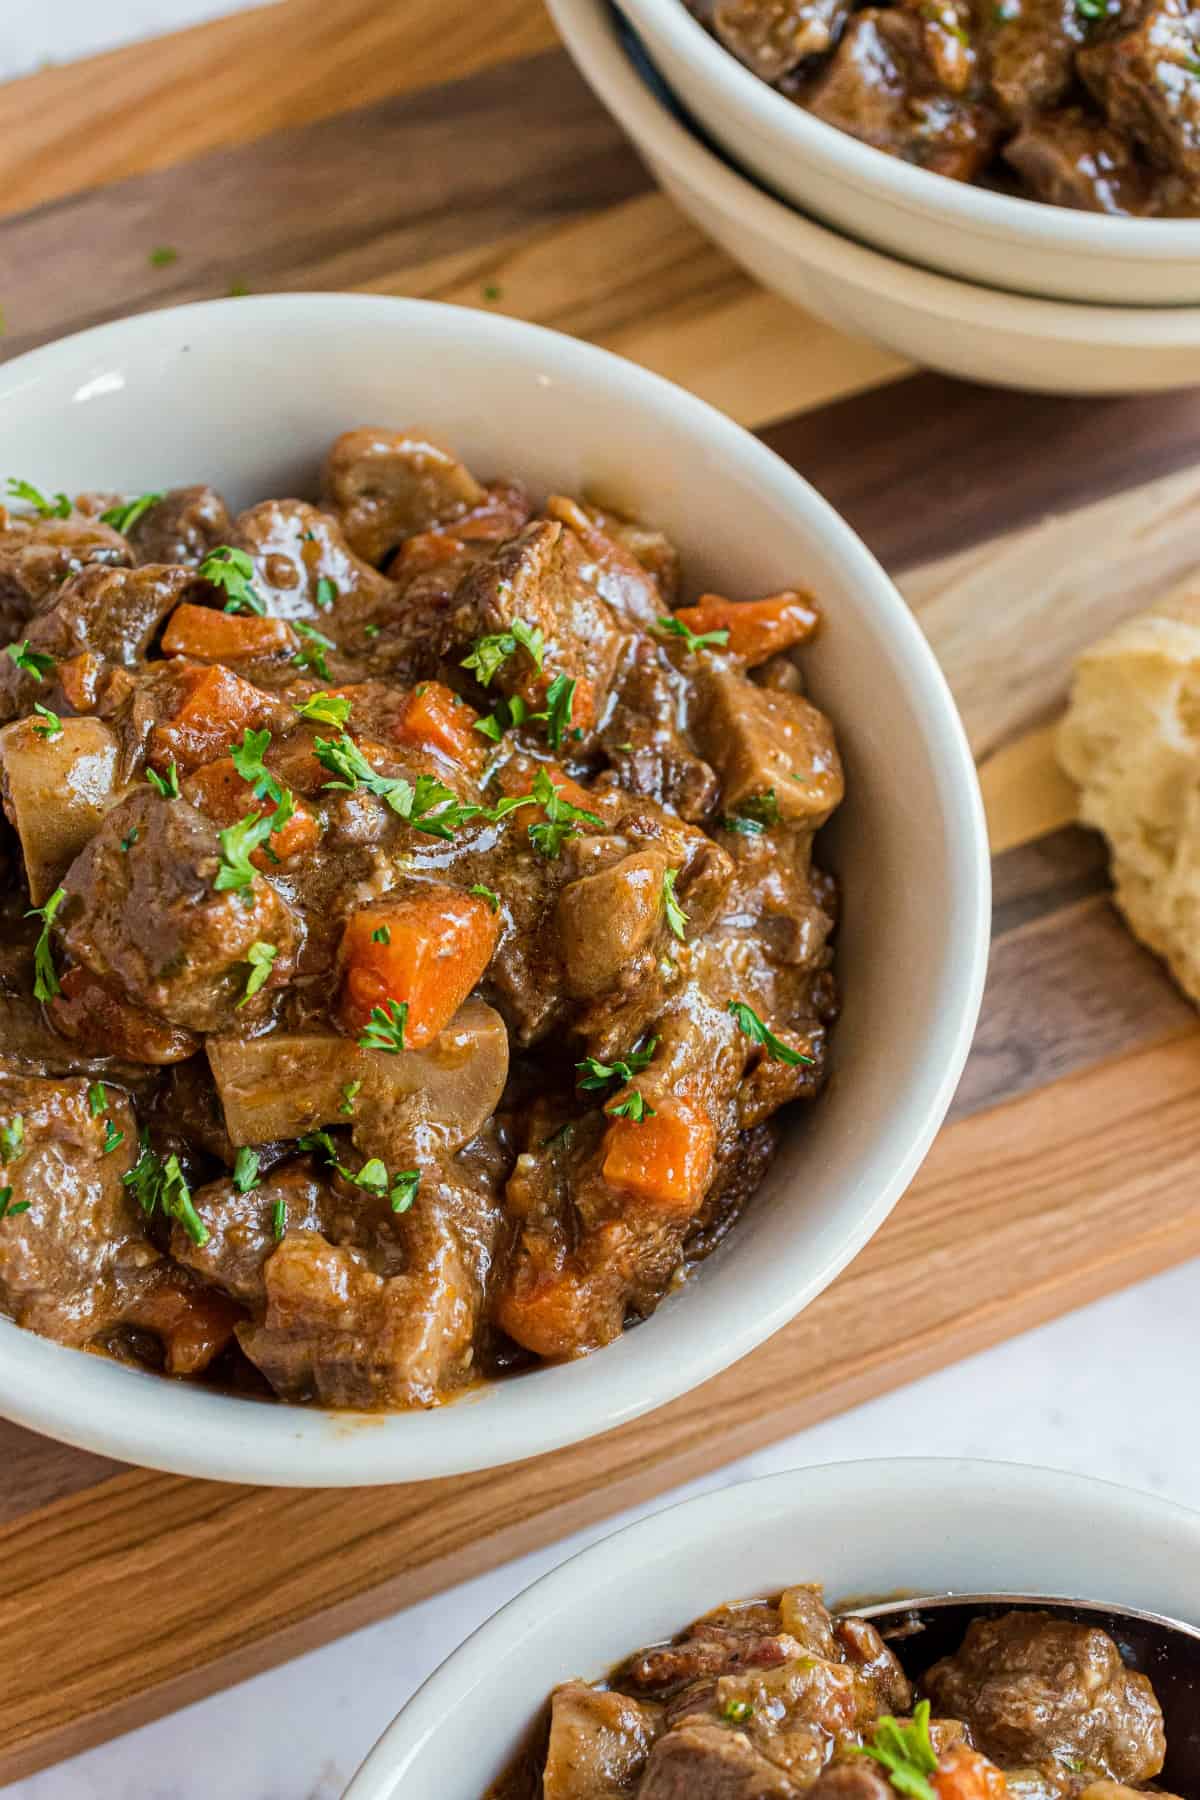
0;434;842;1411
489;1583;1181;1797
685;0;1200;215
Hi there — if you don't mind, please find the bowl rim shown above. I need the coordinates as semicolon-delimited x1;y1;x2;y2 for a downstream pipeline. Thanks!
553;0;1200;339
345;1455;1200;1797
616;0;1200;260
0;293;989;1485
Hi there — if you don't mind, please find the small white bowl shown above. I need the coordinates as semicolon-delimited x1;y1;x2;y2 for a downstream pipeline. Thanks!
346;1457;1200;1797
0;295;987;1485
551;0;1200;393
614;0;1200;305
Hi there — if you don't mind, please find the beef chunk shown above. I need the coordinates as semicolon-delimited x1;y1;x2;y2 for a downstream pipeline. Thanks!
603;639;721;822
545;495;669;628
834;1616;912;1712
638;1723;798;1798
173;1161;335;1305
557;845;672;999
924;1611;1167;1786
234;1161;504;1407
322;427;487;566
61;789;300;1034
542;1681;661;1799
230;498;395;624
807;1769;892;1799
805;10;1001;180
1004;106;1162;210
125;486;232;567
703;0;853;79
0;513;129;644
977;0;1087;120
1080;0;1200;183
621;1616;806;1697
696;670;844;830
0;1075;154;1344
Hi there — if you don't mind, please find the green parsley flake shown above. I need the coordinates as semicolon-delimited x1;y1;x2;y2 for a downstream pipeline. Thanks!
232;1147;261;1194
238;940;278;1007
577;1038;658;1093
272;1196;287;1239
339;1079;363;1117
5;639;55;680
230;727;282;804
146;761;181;799
120;828;139;853
0;1116;24;1163
294;690;351;728
461;617;545;687
727;999;813;1067
739;789;780;827
854;1700;938;1800
293;621;335;680
661;868;687;941
0;1187;30;1219
214;791;295;892
537;672;576;752
31;703;62;739
87;1082;108;1119
722;1699;754;1725
491;767;601;859
6;479;70;519
606;1089;655;1123
654;613;730;655
149;246;178;268
102;1118;125;1156
469;883;500;912
371;925;391;944
314;576;337;611
27;886;65;1001
122;1133;209;1248
473;693;528;743
198;545;266;616
359;999;408;1054
719;813;766;838
100;492;164;535
313;734;482;839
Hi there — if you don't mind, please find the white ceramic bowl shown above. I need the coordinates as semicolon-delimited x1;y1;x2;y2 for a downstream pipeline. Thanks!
0;295;987;1485
613;0;1200;304
550;0;1200;393
347;1457;1200;1796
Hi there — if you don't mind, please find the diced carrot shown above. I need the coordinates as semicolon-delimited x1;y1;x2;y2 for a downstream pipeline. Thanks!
338;885;501;1048
149;663;273;773
672;591;820;665
182;758;320;865
161;603;296;663
49;967;200;1065
391;680;484;770
494;1260;601;1361
601;1097;715;1217
934;1749;1009;1799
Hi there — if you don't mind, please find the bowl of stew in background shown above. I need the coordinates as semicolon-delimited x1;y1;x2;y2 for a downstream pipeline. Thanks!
345;1457;1200;1796
550;0;1200;395
605;0;1200;304
0;295;987;1485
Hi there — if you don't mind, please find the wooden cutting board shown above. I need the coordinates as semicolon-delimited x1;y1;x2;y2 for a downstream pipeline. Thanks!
3;0;1200;1780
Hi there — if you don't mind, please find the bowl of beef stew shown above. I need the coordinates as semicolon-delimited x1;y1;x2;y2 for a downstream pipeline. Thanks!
0;296;987;1484
345;1459;1200;1797
600;0;1200;303
551;0;1200;394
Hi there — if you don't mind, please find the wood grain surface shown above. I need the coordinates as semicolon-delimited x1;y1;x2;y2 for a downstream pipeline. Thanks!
3;0;1200;1780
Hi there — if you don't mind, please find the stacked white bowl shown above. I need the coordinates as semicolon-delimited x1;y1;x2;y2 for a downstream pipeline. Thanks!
549;0;1200;393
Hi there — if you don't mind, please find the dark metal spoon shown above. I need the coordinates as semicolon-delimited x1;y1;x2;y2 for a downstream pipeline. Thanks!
847;1594;1200;1792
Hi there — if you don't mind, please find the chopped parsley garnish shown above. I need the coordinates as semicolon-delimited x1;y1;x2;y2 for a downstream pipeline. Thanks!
122;1133;209;1248
491;767;601;859
198;545;266;616
6;478;70;519
272;1196;287;1239
662;868;687;941
359;999;408;1054
100;492;164;535
294;690;351;728
854;1700;938;1800
238;940;278;1006
87;1082;108;1119
339;1079;363;1117
461;617;545;687
298;1131;418;1211
232;1147;260;1194
27;886;65;1001
387;1168;421;1214
363;622;381;640
146;760;180;799
102;1118;125;1156
537;672;576;752
120;828;139;853
297;1128;341;1165
230;279;251;298
721;1698;754;1724
719;813;766;838
606;1089;655;1122
482;282;503;302
0;1188;29;1220
727;999;813;1067
293;620;335;680
314;576;337;611
578;1037;658;1092
214;791;295;892
1074;0;1107;15
31;703;62;738
469;883;500;912
739;789;781;826
654;613;730;654
313;734;482;839
149;246;178;268
5;639;55;680
541;1121;574;1149
473;693;528;743
371;925;391;944
230;727;282;805
0;1116;24;1163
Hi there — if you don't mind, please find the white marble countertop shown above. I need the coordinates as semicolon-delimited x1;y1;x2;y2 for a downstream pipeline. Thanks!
4;9;1199;1799
6;1255;1198;1800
